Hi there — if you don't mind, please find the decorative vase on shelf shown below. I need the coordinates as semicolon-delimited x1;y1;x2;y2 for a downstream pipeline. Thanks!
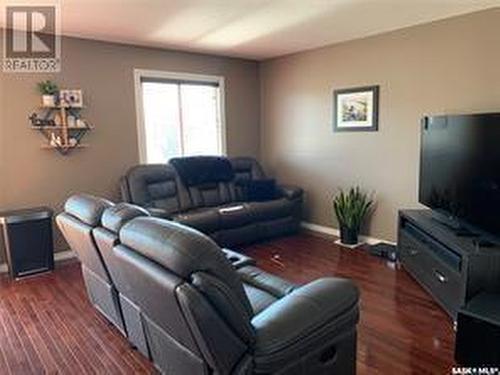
67;115;76;128
76;119;86;128
42;95;56;107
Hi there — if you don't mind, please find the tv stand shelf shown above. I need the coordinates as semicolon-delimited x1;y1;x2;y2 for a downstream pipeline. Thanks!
398;209;500;320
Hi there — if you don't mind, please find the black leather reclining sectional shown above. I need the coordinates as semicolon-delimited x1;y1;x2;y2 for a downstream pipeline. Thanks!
120;156;303;246
57;194;360;375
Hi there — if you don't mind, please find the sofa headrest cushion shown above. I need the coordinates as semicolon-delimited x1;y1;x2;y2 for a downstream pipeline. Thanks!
126;164;179;203
102;203;150;233
230;157;265;180
170;156;234;186
64;194;114;226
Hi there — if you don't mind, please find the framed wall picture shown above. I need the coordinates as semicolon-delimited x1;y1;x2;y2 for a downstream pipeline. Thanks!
333;85;379;132
59;89;83;108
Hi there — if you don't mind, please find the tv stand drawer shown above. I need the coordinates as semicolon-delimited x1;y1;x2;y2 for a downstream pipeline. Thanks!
399;223;463;318
399;210;500;320
402;220;462;272
422;253;462;315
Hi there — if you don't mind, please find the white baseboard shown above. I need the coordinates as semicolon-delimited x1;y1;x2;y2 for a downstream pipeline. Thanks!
300;221;396;246
0;249;76;274
55;249;77;262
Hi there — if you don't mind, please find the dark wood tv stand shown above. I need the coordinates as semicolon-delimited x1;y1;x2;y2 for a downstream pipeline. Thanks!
398;209;500;320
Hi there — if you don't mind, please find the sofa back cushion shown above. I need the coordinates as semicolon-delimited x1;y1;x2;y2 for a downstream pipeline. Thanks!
231;157;265;181
119;217;247;297
125;164;190;214
57;194;114;282
231;157;266;201
93;203;151;293
113;217;254;372
242;179;277;202
117;217;255;339
123;156;269;209
187;182;236;207
170;156;238;208
170;156;234;186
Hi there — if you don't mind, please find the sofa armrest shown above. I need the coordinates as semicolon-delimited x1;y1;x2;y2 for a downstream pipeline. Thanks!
146;207;171;219
222;248;256;269
276;184;303;200
252;278;359;357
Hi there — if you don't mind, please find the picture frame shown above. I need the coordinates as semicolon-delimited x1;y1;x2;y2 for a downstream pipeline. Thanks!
59;89;83;108
333;85;379;132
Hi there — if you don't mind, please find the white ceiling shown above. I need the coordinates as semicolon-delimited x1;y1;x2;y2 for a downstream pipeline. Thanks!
3;0;500;60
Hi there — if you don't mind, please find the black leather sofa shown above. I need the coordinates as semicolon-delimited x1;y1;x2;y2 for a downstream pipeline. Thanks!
120;156;303;246
57;194;360;375
56;194;126;334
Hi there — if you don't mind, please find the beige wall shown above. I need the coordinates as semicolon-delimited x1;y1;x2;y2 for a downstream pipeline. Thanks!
260;9;500;242
1;9;499;264
0;35;260;262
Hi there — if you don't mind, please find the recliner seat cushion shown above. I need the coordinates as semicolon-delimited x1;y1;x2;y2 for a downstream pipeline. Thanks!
239;265;297;315
217;204;252;229
251;278;359;374
247;199;294;221
171;208;220;233
252;278;359;354
243;283;278;315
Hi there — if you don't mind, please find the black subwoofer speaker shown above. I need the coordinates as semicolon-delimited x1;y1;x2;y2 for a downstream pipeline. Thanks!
0;207;54;278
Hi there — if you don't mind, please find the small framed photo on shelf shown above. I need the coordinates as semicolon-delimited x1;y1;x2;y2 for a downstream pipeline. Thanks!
59;89;83;108
333;85;379;132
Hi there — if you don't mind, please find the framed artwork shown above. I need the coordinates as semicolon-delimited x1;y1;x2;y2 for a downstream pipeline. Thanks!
333;85;379;132
59;89;83;107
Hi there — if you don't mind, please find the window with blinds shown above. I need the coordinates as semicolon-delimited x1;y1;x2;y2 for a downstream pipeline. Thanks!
138;73;225;163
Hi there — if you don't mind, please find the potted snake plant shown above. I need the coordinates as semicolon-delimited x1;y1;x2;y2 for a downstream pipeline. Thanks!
333;187;373;245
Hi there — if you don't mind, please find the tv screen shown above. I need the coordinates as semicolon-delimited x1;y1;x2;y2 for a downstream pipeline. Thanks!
419;113;500;236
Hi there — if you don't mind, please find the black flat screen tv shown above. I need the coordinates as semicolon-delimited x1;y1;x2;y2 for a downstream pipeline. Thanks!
419;113;500;237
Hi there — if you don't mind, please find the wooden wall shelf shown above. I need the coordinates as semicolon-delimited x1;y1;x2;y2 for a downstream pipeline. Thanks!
41;105;86;109
29;103;94;155
41;144;89;149
31;125;95;130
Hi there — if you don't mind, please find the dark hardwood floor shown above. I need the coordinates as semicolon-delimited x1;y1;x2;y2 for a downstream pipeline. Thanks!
244;233;456;375
0;261;156;374
0;233;455;374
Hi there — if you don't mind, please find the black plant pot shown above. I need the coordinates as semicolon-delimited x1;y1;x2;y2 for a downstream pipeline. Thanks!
340;226;359;245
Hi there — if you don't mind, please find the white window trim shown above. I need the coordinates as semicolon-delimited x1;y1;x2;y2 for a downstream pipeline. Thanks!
133;68;227;163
